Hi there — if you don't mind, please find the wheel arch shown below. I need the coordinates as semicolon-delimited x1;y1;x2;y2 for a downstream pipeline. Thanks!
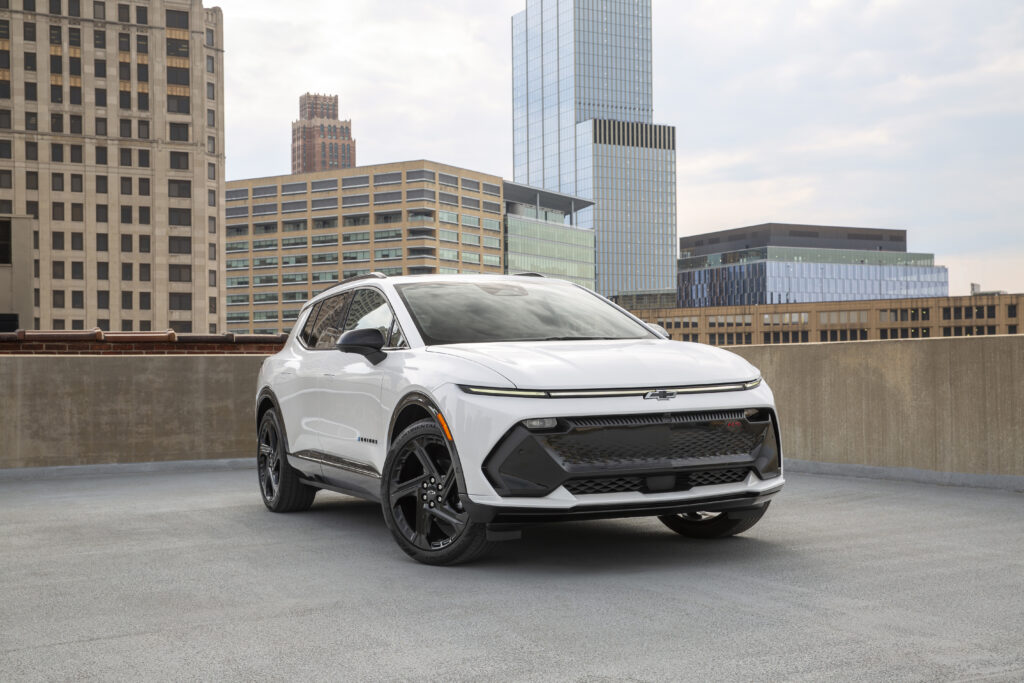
388;391;440;447
256;387;291;454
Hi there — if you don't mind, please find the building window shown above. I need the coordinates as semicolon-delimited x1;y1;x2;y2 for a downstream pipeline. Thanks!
169;293;192;311
168;236;191;254
167;95;190;114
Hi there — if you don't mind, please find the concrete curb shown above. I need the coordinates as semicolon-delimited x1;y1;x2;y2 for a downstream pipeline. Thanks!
0;457;253;481
785;458;1024;493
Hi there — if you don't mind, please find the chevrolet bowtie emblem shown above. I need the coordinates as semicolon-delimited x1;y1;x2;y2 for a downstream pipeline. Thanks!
643;390;677;401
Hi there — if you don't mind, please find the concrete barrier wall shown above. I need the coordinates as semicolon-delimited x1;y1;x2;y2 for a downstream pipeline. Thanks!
732;336;1024;478
1;336;1022;477
0;355;264;469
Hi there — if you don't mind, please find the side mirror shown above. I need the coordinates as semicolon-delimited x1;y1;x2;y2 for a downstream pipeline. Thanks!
336;328;387;364
648;323;670;339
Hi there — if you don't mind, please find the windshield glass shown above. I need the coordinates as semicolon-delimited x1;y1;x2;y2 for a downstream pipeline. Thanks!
395;280;656;345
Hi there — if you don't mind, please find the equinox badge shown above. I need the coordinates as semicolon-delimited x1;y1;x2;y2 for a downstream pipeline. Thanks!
644;390;677;401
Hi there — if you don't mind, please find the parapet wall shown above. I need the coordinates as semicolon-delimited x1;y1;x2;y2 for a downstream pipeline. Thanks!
1;336;1022;478
730;336;1024;478
0;329;287;355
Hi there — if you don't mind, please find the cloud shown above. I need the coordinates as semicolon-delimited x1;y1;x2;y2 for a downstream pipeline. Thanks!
216;0;1024;295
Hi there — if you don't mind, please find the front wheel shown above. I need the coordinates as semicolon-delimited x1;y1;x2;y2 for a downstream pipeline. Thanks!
658;503;770;539
381;419;492;565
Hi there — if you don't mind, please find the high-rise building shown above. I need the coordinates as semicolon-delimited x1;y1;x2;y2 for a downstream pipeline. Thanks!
291;93;355;173
512;0;676;297
676;223;949;307
224;161;504;334
0;0;225;333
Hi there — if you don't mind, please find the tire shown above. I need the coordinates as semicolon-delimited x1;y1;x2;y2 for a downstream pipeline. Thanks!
257;408;317;513
381;419;492;566
658;503;770;539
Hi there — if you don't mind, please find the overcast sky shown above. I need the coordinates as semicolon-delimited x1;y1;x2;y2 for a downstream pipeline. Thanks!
217;0;1024;295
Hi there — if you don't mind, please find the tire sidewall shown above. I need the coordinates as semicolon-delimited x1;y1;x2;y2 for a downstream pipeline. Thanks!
258;409;285;508
380;419;489;565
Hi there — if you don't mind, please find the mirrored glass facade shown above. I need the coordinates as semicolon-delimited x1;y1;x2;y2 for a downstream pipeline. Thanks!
506;213;596;289
678;247;949;307
512;0;675;297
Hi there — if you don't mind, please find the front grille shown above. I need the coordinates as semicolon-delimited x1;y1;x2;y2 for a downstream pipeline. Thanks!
567;410;746;430
564;477;644;495
564;467;750;495
546;424;762;468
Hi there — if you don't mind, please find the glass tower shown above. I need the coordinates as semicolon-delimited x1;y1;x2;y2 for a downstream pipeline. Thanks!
512;0;676;297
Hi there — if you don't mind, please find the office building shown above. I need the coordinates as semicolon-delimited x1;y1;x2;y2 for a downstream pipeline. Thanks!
504;181;595;289
224;161;504;334
677;223;949;307
291;93;355;173
0;214;32;330
626;293;1022;347
0;0;225;332
512;0;676;297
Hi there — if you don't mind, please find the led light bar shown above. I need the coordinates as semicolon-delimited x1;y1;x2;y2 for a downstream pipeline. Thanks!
459;376;762;399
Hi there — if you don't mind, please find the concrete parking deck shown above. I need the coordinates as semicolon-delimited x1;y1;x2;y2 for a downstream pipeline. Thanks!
1;465;1022;682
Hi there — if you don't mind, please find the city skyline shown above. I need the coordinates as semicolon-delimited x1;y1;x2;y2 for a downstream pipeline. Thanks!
217;0;1024;296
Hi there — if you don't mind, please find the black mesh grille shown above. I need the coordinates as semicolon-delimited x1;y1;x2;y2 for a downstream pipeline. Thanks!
564;477;644;495
568;410;745;430
688;468;750;487
564;468;750;495
546;425;762;468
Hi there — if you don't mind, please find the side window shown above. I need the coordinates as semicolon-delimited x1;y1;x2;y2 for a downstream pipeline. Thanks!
311;292;353;349
343;288;395;343
298;301;322;347
388;318;408;349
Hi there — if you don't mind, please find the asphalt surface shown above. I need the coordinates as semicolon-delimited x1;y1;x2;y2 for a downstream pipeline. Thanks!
1;466;1023;682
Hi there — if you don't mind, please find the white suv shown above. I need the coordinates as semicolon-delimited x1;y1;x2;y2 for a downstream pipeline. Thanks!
255;274;784;565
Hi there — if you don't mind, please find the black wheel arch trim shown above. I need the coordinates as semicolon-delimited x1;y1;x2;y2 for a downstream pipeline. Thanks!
386;391;470;505
256;387;292;463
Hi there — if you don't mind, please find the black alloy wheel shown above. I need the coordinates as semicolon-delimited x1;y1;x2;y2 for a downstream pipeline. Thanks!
658;503;769;539
382;419;491;565
257;409;317;513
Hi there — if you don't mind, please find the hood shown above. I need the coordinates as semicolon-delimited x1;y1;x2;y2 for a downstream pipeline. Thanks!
427;339;760;390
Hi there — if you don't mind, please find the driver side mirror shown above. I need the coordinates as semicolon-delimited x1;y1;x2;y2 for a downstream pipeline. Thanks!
336;328;387;364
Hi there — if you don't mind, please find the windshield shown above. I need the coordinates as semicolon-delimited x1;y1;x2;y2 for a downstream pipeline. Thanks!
395;280;656;345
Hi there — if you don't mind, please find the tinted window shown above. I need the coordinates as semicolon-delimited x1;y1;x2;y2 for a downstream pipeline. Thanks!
310;292;352;349
396;280;655;346
298;301;321;347
343;288;396;344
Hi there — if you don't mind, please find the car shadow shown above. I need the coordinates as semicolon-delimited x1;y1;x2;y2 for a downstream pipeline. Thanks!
298;492;792;574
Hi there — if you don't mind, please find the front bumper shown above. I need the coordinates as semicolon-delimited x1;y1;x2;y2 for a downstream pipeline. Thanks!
434;380;784;518
482;408;781;497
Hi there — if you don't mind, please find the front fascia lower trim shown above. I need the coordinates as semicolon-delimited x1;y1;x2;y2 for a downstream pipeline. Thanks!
460;377;761;399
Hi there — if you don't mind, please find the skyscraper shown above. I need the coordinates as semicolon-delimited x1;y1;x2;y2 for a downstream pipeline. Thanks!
0;0;225;333
512;0;676;296
291;93;355;173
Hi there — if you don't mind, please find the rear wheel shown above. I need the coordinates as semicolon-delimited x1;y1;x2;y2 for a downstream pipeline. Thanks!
381;419;492;565
257;408;317;513
658;503;769;539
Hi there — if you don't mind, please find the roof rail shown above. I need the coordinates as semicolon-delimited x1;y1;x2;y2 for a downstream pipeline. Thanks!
513;272;546;278
340;271;388;284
